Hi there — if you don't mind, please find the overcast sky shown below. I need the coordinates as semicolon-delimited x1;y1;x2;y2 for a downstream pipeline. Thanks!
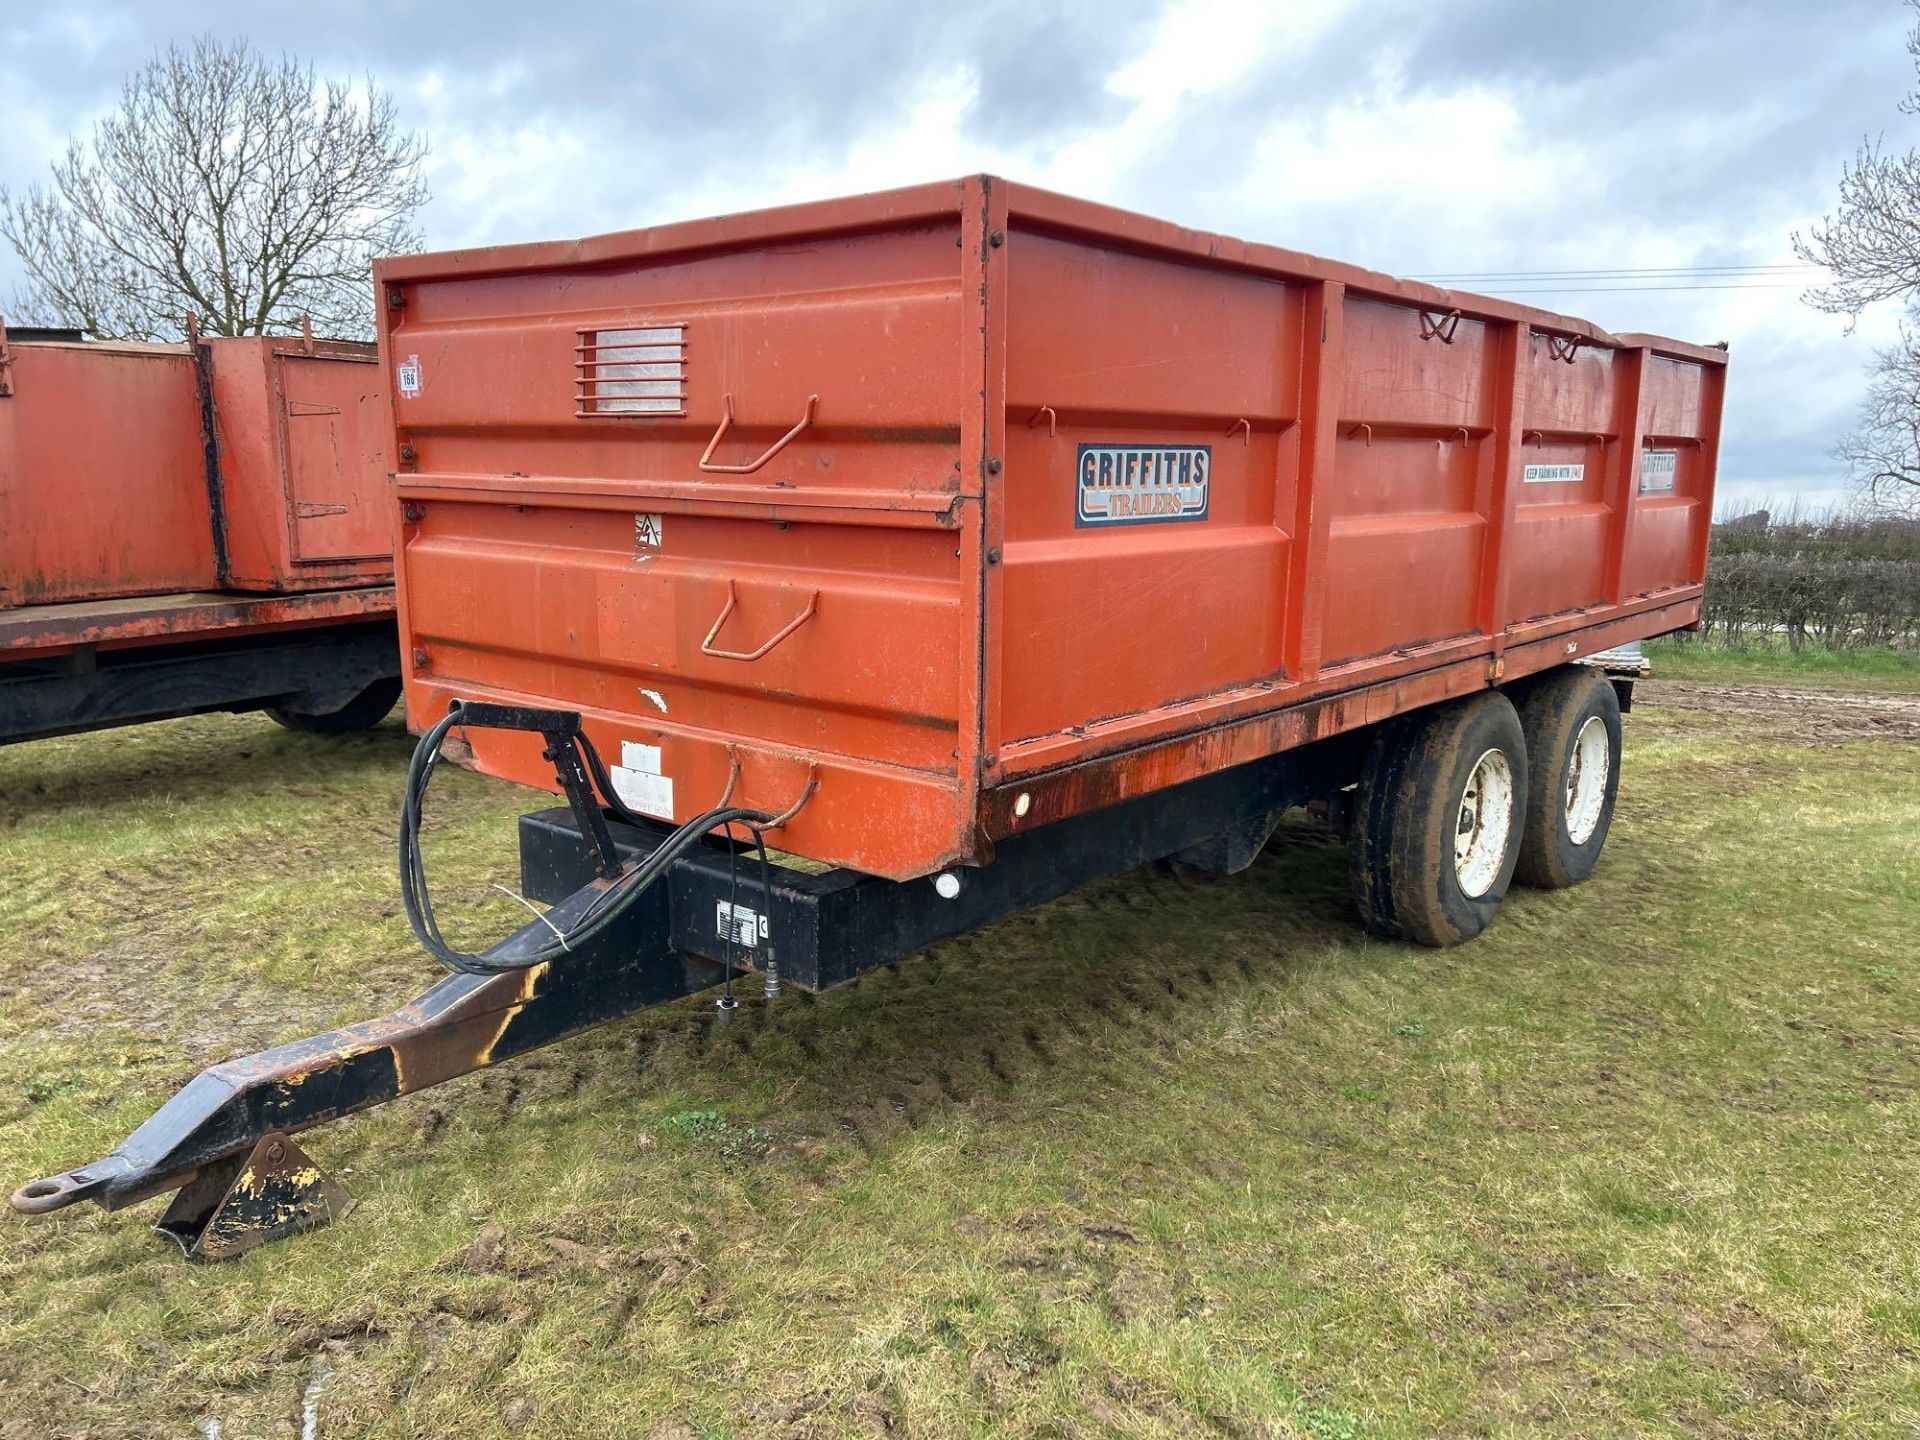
3;0;1913;510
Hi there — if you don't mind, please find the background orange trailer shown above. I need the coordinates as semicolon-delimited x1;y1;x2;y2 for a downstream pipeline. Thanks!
0;320;400;742
12;181;1727;1254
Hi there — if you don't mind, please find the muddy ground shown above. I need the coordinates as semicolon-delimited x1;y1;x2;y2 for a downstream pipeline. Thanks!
1;682;1917;1437
1637;678;1920;742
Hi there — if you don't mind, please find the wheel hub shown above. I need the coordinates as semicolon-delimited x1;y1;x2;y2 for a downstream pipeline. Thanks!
1564;714;1610;846
1454;747;1515;898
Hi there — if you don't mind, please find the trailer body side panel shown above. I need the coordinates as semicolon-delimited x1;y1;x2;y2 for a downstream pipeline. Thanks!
0;342;217;606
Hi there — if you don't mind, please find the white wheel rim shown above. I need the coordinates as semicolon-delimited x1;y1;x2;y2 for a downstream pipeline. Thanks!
1564;715;1610;846
1454;747;1515;899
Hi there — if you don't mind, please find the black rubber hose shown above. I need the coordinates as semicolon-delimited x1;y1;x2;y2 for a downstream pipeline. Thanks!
573;724;656;832
398;702;772;975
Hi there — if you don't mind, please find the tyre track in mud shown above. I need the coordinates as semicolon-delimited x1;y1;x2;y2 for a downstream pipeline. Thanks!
1640;680;1920;742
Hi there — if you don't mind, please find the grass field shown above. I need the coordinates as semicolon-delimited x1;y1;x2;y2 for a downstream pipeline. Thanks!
1;678;1917;1438
1645;636;1920;692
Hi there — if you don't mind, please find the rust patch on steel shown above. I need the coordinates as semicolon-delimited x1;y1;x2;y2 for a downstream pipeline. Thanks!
154;1131;355;1263
982;596;1700;840
0;585;397;658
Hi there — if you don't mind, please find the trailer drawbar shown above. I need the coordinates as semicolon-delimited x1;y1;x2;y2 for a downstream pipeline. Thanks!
10;697;1345;1259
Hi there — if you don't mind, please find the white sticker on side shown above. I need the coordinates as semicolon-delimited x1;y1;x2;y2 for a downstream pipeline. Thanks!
634;513;664;548
716;900;769;947
610;766;673;820
610;741;672;819
1640;449;1679;494
1522;462;1584;484
396;354;421;397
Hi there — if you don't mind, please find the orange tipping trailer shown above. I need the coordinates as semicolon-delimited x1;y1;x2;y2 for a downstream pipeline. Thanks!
0;323;402;742
12;180;1726;1256
374;176;1722;883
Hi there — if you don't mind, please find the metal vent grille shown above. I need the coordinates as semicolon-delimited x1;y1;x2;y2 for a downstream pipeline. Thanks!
576;324;686;416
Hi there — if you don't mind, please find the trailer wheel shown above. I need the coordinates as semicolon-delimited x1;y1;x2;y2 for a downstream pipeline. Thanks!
1349;692;1529;947
267;677;403;734
1511;666;1622;889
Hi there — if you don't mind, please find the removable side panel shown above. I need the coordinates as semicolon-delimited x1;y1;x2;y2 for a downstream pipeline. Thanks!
0;343;216;607
387;215;977;880
1321;298;1493;665
389;221;966;498
1507;339;1618;623
401;499;969;879
996;228;1299;749
209;338;392;592
1621;356;1714;599
277;352;390;565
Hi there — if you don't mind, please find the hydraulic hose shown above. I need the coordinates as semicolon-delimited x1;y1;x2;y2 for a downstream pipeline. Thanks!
399;702;772;975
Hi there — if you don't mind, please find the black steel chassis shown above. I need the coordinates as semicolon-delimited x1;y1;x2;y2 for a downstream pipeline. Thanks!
10;721;1360;1260
0;621;400;745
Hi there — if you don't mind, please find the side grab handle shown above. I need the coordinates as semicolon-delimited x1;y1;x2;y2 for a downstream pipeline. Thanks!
697;392;819;474
700;579;819;662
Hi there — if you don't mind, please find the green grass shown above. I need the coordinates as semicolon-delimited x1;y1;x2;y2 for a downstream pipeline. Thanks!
1;699;1918;1437
1647;635;1920;692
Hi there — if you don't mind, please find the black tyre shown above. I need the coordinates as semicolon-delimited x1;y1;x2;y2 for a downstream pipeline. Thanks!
1349;692;1529;947
267;676;403;734
1510;666;1622;889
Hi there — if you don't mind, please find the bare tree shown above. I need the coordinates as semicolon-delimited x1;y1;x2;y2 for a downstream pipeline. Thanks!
1796;139;1920;323
1796;1;1920;515
1835;333;1920;518
0;36;427;342
1798;3;1920;321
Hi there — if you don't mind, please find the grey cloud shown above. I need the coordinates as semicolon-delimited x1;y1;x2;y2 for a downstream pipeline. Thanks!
1097;0;1913;257
1397;0;1882;85
2;0;1912;502
1;1;1160;190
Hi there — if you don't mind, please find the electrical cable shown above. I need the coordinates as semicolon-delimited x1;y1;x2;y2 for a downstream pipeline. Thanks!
399;702;773;975
1484;282;1808;296
752;824;779;998
1419;264;1814;281
1408;261;1819;298
720;818;740;1014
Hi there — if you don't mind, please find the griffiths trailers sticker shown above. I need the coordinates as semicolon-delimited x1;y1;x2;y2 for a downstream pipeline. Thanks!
1076;444;1211;527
